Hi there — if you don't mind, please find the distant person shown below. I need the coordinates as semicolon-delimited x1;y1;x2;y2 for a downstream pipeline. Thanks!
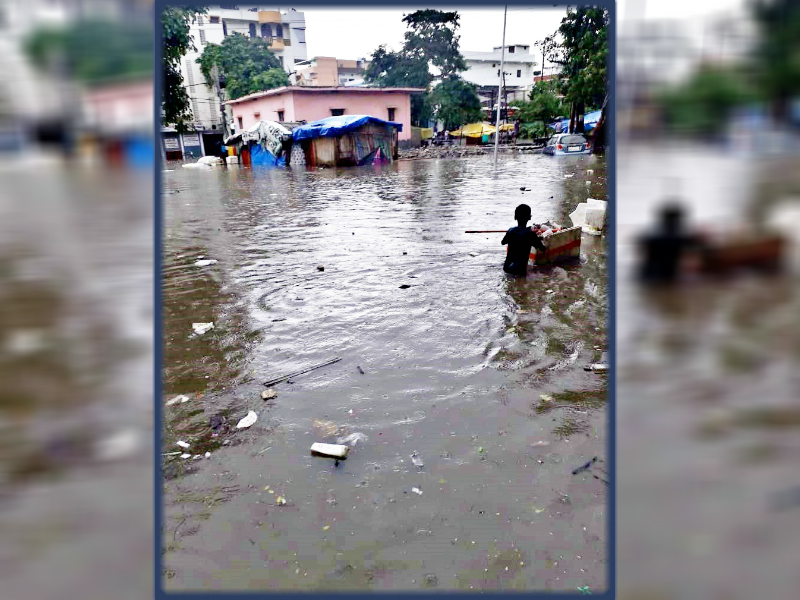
638;202;706;284
444;130;450;144
501;203;547;276
514;119;520;146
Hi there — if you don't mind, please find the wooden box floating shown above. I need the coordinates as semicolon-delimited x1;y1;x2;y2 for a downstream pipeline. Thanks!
529;225;583;265
310;443;349;459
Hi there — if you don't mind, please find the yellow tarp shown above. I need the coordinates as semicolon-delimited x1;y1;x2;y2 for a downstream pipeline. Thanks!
450;122;497;138
420;128;434;140
499;123;516;132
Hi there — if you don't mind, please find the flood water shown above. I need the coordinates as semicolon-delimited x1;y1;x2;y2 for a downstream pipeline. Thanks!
161;154;609;591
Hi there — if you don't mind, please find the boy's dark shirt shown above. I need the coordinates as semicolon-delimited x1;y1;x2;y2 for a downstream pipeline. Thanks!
502;226;546;276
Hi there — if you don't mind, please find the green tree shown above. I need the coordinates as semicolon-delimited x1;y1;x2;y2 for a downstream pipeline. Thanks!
401;10;468;78
161;7;207;133
364;10;478;127
659;64;759;137
751;0;800;122
197;33;287;100
517;78;566;126
549;7;609;133
429;76;483;130
25;19;152;83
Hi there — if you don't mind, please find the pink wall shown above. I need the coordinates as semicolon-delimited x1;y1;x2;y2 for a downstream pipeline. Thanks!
230;91;413;140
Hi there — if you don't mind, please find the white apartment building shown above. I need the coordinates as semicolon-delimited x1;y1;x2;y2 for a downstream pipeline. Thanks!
172;6;309;156
462;44;538;109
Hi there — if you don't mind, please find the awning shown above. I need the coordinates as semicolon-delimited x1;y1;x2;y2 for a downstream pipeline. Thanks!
450;122;497;138
292;115;402;141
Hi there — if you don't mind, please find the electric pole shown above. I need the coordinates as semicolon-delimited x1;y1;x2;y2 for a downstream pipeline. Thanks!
494;4;507;168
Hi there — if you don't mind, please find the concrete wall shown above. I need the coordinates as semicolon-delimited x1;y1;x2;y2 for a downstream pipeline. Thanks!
229;91;413;140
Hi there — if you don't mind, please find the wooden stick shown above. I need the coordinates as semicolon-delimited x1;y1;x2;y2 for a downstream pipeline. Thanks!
263;357;342;387
465;230;507;233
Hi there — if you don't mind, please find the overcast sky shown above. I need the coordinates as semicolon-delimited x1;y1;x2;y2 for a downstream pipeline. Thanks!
294;1;749;67
297;7;567;62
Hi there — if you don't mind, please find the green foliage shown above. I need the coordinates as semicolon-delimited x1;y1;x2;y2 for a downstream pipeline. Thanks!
364;10;475;127
401;10;467;78
161;7;207;133
516;79;566;125
659;65;759;136
24;19;152;83
197;34;286;100
545;7;608;132
429;76;483;130
751;0;800;119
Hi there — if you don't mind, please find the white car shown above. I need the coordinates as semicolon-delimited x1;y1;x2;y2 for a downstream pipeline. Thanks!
543;133;591;156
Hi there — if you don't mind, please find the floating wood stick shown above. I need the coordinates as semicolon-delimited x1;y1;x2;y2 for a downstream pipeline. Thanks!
263;357;342;387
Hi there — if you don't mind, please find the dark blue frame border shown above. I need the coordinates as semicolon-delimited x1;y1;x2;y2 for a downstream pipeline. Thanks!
153;1;616;598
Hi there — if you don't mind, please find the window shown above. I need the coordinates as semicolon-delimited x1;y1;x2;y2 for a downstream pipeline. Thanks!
197;16;203;25
210;16;219;24
387;107;396;121
199;29;206;45
278;110;285;121
330;108;345;116
249;23;256;38
222;20;227;36
237;116;243;129
517;69;521;78
508;46;515;53
492;63;496;68
261;23;270;38
276;23;283;37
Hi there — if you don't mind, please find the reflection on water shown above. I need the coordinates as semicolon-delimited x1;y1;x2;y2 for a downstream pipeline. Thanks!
161;155;608;591
618;144;800;600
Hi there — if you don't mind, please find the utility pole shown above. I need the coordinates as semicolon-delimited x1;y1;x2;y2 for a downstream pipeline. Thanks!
494;4;507;168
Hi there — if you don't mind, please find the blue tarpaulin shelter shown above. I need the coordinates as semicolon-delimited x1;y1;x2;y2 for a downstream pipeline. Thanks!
292;115;403;141
549;109;602;134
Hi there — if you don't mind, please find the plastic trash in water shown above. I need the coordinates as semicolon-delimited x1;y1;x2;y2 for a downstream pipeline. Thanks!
236;410;258;429
204;452;211;458
261;389;278;400
192;322;214;335
411;487;423;495
311;442;349;458
584;364;608;373
166;395;190;406
469;252;479;257
336;432;368;447
180;453;191;459
411;452;424;468
176;441;190;449
194;259;218;267
95;429;139;461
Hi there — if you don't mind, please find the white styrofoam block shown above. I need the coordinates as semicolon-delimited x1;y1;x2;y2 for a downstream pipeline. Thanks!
569;203;588;228
310;443;350;458
585;207;606;230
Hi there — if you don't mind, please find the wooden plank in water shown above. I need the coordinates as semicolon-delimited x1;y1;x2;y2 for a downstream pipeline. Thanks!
310;443;349;459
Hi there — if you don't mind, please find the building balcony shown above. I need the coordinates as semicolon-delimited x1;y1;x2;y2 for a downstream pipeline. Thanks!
270;38;285;51
258;11;282;24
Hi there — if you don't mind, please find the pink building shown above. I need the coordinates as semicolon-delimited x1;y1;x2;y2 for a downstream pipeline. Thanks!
223;86;424;141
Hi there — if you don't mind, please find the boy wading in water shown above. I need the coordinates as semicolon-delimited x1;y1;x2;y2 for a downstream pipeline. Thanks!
501;203;547;276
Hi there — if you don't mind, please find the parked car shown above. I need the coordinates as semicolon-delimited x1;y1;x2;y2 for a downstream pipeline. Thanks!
543;133;591;156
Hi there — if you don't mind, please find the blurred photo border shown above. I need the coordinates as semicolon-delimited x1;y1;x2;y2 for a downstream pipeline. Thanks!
152;0;617;597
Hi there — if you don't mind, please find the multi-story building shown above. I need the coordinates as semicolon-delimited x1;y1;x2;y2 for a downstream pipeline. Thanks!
167;6;309;157
462;44;538;116
289;57;369;87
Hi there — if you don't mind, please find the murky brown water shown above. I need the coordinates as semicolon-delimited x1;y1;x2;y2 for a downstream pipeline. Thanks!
161;154;609;591
617;143;800;600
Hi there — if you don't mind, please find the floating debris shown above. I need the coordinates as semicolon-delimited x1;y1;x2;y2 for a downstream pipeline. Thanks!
411;452;424;468
176;441;190;449
357;366;365;375
261;389;278;400
317;265;325;271
310;442;349;459
322;524;331;531
572;456;598;475
180;453;191;459
166;395;190;406
236;410;258;429
192;322;214;335
469;252;479;257
399;284;412;289
411;487;423;495
584;364;608;373
204;452;211;458
194;259;218;267
336;432;368;447
532;440;550;447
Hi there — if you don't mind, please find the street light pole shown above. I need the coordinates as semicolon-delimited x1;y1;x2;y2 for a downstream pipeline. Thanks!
494;4;507;168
